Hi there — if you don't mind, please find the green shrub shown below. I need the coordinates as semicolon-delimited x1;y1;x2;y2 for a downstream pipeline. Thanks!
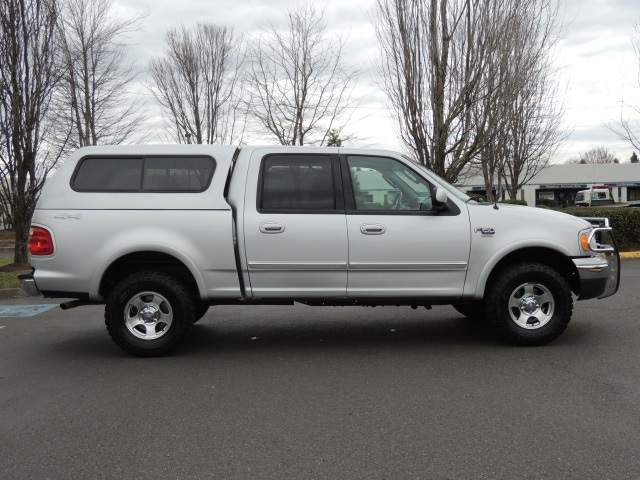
500;199;528;206
535;198;555;207
466;193;486;201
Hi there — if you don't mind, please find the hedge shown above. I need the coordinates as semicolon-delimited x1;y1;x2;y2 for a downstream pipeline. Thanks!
500;199;528;206
553;206;640;251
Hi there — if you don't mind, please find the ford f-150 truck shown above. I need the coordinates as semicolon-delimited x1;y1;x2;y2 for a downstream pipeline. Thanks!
20;145;620;356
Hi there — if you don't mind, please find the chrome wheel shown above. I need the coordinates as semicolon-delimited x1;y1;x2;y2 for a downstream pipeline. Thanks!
124;291;173;340
508;282;554;330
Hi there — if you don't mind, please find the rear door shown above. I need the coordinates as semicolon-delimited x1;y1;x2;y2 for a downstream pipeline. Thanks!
342;154;471;298
242;150;348;298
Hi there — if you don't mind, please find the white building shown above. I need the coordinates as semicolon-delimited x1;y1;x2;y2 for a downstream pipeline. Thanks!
459;163;640;207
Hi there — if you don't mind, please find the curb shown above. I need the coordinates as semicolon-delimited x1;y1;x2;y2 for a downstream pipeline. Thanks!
620;252;640;259
0;288;29;300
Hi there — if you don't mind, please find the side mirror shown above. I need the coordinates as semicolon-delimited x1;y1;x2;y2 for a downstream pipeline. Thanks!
433;187;448;210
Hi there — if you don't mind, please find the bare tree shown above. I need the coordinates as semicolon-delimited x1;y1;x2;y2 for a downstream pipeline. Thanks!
148;23;245;145
474;11;511;203
54;0;147;150
373;0;565;187
608;19;640;151
566;146;620;164
373;0;507;182
498;0;566;201
245;4;360;146
0;0;61;264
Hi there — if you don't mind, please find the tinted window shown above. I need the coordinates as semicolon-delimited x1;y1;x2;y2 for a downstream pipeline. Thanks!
73;157;143;191
72;156;215;192
260;155;334;211
143;157;214;191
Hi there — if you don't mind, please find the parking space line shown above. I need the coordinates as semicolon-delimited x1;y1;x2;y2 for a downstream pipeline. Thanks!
0;305;57;318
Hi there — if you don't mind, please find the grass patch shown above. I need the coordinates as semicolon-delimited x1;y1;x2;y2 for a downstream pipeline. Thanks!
0;257;26;289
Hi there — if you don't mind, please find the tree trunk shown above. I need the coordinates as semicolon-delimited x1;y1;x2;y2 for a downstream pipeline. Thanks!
13;204;30;264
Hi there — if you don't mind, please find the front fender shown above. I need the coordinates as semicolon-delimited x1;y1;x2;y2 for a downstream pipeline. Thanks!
467;239;575;300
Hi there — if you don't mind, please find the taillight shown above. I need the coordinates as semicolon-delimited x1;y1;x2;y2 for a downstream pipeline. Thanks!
29;227;54;255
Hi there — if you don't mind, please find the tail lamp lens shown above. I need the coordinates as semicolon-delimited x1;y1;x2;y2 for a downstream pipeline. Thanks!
29;227;54;255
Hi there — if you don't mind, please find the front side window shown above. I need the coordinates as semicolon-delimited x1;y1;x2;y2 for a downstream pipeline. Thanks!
72;156;215;192
347;156;433;211
260;154;334;211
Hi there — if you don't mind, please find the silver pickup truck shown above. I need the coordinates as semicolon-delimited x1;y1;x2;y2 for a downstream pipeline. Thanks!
21;145;620;356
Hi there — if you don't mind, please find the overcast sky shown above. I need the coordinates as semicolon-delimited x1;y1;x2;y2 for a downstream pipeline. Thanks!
115;0;640;163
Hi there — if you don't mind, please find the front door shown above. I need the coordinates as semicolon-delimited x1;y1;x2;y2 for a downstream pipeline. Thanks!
343;154;471;298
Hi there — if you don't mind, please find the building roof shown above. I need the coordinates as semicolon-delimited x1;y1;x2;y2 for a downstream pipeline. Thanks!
461;163;640;188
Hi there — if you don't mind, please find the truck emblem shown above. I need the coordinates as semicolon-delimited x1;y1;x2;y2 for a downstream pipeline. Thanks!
474;227;495;236
54;213;83;220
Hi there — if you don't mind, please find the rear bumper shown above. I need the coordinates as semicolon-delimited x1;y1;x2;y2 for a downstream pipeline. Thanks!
18;270;41;297
573;253;620;300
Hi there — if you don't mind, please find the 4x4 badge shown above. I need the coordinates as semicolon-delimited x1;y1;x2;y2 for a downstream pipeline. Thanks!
54;213;83;220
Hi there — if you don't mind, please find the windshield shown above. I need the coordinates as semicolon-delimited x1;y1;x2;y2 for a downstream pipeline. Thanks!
403;156;471;202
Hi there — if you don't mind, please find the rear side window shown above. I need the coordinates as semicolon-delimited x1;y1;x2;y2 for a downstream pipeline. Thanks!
72;156;215;192
259;154;335;211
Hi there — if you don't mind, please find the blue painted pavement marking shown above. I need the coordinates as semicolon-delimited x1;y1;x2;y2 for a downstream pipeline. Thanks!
0;305;57;318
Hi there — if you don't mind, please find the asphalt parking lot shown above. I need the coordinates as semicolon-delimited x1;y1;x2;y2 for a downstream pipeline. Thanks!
1;260;639;479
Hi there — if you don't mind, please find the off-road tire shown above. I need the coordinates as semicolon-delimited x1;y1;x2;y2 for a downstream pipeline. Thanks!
485;262;573;346
105;271;195;357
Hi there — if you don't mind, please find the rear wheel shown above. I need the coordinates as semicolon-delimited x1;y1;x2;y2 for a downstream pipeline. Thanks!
105;271;195;356
485;263;573;345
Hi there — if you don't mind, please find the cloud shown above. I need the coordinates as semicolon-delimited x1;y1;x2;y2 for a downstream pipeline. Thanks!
112;0;640;160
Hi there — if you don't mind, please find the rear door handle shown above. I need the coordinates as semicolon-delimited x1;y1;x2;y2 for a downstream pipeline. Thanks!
360;224;386;235
260;222;285;234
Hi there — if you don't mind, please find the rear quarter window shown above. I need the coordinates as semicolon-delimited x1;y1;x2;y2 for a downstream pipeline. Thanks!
72;156;215;192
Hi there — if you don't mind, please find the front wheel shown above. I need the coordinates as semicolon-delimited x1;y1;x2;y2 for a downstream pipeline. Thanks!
105;271;195;357
485;263;573;346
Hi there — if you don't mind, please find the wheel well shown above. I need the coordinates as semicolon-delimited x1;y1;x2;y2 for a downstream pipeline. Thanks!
485;248;579;297
99;251;199;299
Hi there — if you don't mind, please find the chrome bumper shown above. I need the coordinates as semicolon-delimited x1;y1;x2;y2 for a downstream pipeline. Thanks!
572;254;620;300
575;217;620;300
18;271;41;297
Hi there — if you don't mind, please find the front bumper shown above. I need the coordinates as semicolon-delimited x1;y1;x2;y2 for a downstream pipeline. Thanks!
18;270;41;297
572;253;620;300
574;216;620;300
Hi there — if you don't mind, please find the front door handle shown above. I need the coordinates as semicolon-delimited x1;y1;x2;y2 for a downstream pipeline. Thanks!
260;222;285;234
360;224;386;235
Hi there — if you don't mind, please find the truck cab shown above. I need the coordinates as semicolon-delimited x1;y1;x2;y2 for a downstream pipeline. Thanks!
574;185;615;207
